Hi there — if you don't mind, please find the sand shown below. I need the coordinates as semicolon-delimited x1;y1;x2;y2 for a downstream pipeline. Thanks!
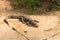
0;0;60;40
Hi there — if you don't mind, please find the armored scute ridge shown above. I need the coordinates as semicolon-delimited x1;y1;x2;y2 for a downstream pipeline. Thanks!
4;15;39;28
3;15;39;40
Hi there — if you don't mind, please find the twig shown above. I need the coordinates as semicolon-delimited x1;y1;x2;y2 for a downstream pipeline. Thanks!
11;27;30;40
4;18;30;40
44;28;53;31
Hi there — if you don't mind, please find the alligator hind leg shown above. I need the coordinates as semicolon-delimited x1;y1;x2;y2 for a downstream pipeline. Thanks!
33;20;39;23
26;22;31;26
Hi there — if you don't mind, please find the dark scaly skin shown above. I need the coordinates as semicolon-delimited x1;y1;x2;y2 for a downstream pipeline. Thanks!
5;15;39;27
18;15;38;27
4;18;30;40
4;15;39;40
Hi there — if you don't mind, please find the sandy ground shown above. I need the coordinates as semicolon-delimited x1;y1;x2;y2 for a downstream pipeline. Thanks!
0;0;60;40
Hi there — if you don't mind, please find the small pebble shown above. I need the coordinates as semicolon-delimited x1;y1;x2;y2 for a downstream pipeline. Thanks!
24;31;27;33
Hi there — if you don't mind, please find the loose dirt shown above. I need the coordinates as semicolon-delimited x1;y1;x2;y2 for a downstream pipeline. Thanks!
0;0;60;40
